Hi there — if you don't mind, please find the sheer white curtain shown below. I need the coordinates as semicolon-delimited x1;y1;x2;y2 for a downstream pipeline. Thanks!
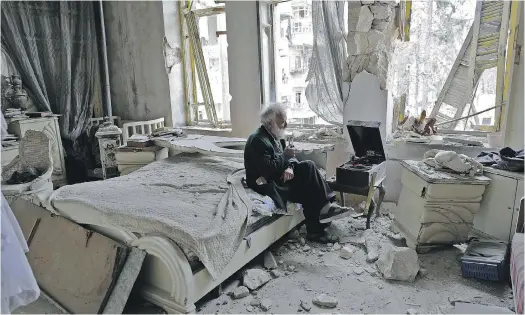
305;1;346;126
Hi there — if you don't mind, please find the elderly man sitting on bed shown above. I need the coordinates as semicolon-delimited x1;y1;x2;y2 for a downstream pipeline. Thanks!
244;103;352;243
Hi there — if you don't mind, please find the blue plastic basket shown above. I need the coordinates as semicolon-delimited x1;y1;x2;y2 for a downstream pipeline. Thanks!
460;238;508;282
461;260;502;281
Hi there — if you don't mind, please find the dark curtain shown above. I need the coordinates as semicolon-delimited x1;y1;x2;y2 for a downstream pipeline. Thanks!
1;1;100;141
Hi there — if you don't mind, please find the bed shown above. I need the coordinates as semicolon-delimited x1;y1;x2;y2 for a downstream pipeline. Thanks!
44;153;306;313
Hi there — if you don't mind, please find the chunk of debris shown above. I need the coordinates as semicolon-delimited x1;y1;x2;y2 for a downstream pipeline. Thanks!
232;286;250;299
366;266;378;276
300;300;312;312
333;243;342;251
263;251;278;270
312;294;338;308
278;259;284;265
376;245;419;282
222;300;228;305
327;243;333;247
340;246;355;259
418;268;428;278
260;298;273;311
287;265;296;272
407;308;419;315
385;232;407;247
289;229;301;240
270;270;283;278
300;237;306;245
302;245;311;252
251;290;258;296
364;230;382;263
243;269;272;290
250;299;261;307
318;252;324;257
339;234;365;246
353;267;365;275
275;248;286;256
246;305;255;312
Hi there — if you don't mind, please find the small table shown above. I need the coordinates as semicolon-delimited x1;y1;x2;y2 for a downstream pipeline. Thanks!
327;170;386;229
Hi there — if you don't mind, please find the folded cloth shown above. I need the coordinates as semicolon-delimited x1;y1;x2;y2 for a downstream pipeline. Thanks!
476;147;524;172
475;151;502;165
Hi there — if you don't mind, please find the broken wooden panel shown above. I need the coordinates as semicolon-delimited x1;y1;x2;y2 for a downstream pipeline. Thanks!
11;199;129;314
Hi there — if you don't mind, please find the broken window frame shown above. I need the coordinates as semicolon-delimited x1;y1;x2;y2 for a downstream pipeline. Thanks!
427;1;521;135
182;4;231;127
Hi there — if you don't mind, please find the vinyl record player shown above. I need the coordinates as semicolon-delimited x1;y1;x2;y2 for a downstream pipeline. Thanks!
336;120;386;187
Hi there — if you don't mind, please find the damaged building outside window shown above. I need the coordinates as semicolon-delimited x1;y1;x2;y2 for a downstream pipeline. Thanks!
272;0;342;126
388;0;507;133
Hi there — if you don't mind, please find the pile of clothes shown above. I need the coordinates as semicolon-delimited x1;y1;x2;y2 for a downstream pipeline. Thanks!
476;147;524;172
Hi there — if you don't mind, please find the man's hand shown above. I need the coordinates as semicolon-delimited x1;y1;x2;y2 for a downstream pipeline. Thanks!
284;147;295;159
281;167;294;182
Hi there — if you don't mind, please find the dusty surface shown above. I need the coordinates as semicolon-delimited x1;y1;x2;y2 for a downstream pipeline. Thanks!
17;204;514;314
193;203;514;314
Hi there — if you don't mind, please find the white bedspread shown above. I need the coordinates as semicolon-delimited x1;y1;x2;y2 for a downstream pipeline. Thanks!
47;153;251;279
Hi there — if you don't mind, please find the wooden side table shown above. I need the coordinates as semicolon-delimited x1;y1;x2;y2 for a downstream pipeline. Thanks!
327;174;386;229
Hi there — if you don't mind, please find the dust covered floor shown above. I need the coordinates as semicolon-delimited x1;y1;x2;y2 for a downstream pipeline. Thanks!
16;204;515;314
194;204;514;314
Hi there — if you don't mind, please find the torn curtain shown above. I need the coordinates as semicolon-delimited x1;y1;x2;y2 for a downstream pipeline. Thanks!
1;1;100;141
305;0;346;126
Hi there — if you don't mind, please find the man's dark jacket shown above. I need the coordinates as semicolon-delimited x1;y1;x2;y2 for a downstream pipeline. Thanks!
244;126;298;210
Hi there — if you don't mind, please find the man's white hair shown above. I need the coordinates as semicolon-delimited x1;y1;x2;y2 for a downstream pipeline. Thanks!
260;103;286;127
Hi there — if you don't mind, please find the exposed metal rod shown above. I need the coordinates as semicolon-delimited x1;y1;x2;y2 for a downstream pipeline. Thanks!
96;0;112;118
435;104;502;127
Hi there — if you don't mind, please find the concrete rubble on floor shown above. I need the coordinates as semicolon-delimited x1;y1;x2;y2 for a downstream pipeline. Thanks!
92;203;511;314
377;244;420;282
312;294;338;308
263;251;278;270
231;286;249;299
243;269;272;291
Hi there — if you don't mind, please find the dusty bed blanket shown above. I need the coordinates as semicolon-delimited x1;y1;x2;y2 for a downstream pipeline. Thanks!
47;153;250;279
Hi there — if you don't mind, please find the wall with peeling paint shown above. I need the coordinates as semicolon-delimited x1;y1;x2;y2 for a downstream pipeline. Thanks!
104;1;175;126
162;1;186;126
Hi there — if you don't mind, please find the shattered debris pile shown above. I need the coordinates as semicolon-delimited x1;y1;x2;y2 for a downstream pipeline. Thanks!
203;210;428;313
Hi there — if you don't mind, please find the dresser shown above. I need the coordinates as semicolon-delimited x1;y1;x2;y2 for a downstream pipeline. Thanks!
393;160;490;252
473;167;524;242
7;117;67;187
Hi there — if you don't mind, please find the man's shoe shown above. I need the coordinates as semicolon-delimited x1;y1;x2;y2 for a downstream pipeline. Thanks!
319;204;354;224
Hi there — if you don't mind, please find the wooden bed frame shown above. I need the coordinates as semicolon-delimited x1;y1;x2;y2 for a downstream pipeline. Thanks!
85;209;305;313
